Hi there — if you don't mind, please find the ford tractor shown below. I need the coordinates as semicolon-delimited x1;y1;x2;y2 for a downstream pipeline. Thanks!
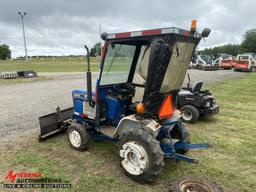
39;21;211;183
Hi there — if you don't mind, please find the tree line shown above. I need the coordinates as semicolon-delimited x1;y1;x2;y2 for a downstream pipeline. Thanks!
200;28;256;56
0;44;11;60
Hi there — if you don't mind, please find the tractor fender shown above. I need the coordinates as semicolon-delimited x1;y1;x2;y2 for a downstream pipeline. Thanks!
115;115;161;138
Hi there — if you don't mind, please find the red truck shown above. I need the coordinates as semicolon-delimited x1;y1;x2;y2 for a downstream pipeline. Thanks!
234;54;256;72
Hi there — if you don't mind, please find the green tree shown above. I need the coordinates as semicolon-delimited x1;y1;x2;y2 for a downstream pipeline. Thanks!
241;28;256;53
94;42;101;56
200;44;242;56
89;47;97;57
0;44;11;60
89;42;101;57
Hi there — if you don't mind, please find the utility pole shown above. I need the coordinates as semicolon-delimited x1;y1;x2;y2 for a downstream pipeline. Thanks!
99;23;102;56
18;12;28;61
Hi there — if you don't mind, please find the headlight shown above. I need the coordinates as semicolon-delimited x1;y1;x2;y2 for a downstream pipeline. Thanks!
206;101;211;107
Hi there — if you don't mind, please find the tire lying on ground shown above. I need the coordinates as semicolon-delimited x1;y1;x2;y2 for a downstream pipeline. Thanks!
169;176;223;192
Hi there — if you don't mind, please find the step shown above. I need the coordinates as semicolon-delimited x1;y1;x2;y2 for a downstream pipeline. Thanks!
99;125;116;137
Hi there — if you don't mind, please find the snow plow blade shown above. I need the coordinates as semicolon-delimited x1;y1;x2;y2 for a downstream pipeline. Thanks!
39;107;73;141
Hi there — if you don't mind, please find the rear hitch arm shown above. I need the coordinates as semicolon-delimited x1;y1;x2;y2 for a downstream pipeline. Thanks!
161;139;211;164
174;140;211;150
165;153;199;164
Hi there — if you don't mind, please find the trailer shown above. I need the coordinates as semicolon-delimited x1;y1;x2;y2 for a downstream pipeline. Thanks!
1;71;18;79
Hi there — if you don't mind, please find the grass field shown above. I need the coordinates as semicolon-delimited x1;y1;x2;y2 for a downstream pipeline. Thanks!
0;58;97;72
0;57;131;72
0;73;256;192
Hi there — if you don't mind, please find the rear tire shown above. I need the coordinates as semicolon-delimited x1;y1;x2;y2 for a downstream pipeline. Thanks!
67;122;89;151
118;127;164;183
181;105;200;123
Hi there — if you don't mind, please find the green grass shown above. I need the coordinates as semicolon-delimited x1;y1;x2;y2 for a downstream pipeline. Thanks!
0;57;131;72
0;73;256;191
0;58;97;72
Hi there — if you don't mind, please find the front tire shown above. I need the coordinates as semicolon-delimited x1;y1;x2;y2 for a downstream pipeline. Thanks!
181;105;200;123
67;122;89;151
118;127;164;183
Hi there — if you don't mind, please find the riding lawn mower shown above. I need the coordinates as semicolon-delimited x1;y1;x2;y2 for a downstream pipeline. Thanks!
178;74;219;123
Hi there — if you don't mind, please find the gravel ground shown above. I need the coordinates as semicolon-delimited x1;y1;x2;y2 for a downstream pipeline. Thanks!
0;69;244;140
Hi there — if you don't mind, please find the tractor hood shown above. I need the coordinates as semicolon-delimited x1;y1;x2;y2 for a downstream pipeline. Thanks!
72;89;96;101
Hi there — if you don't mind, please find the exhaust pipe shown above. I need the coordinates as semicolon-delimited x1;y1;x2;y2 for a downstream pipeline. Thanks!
84;45;93;106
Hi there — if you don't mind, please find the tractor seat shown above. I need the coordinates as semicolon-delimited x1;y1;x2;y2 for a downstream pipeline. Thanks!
192;81;203;93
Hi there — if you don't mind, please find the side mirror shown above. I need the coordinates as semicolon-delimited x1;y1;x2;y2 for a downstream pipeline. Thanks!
201;28;211;38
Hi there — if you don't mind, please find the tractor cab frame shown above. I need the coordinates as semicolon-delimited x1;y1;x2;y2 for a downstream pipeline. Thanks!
39;22;211;183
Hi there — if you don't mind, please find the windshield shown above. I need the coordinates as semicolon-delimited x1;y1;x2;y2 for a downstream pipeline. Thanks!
100;43;136;85
201;55;212;63
223;56;232;60
238;56;249;60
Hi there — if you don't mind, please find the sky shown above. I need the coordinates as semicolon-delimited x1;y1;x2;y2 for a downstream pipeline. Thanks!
0;0;255;58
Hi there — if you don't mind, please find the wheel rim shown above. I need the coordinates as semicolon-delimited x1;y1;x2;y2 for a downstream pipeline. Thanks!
179;179;213;192
182;110;193;121
119;141;149;176
69;130;81;147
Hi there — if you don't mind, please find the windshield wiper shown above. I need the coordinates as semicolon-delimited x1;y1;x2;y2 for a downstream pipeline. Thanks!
106;45;121;75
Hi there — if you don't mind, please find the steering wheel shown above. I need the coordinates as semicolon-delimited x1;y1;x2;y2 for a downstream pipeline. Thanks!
113;83;135;95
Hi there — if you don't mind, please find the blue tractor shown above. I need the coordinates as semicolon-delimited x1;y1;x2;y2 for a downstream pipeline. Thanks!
39;21;211;183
